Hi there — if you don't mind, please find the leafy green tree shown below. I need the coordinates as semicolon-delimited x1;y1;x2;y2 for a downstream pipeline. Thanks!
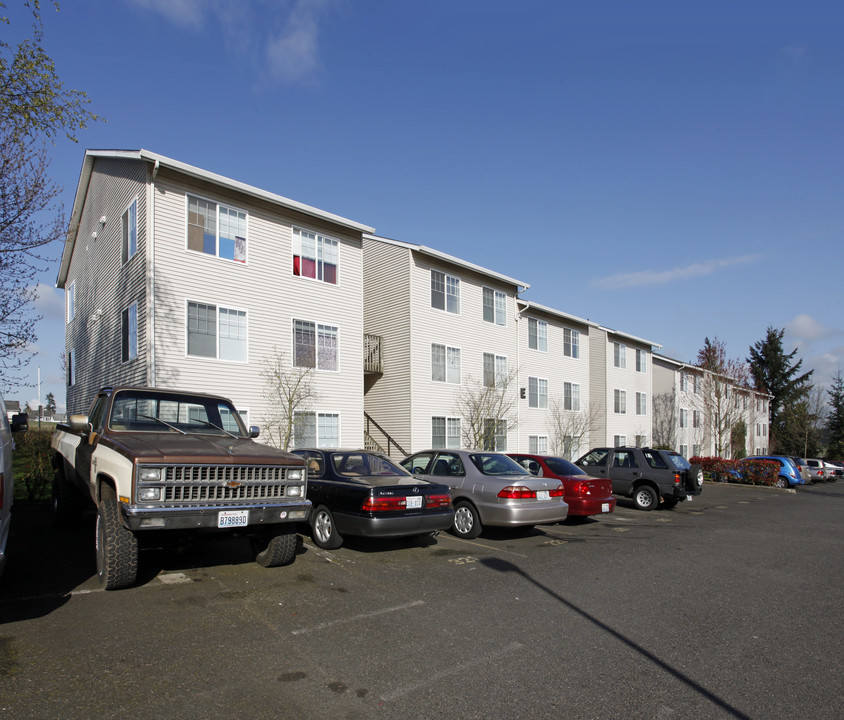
0;1;100;387
45;390;55;414
826;371;844;458
747;327;813;453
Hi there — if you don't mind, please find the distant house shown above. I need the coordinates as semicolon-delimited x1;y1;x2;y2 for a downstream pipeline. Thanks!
58;149;374;447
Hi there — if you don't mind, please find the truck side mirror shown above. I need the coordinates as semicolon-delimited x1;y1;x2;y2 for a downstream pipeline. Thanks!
69;414;90;433
10;412;28;433
249;425;260;439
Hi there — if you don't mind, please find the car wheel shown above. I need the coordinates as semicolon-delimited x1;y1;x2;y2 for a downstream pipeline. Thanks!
660;497;679;509
632;485;659;511
255;529;298;567
452;500;482;539
695;468;704;489
96;497;138;590
311;505;343;550
774;476;788;489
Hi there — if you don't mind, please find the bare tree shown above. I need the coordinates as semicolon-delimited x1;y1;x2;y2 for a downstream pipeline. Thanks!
651;390;677;449
454;367;519;450
546;396;600;459
260;348;318;451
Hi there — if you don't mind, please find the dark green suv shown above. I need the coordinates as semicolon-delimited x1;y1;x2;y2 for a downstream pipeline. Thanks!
575;447;703;511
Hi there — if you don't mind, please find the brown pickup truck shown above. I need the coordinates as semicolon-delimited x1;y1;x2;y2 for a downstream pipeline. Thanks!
51;386;310;589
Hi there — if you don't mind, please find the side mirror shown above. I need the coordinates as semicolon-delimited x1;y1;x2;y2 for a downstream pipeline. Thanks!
249;425;260;439
10;413;28;433
69;414;90;433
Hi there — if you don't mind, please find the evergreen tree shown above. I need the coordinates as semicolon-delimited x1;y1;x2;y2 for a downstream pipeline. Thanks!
747;327;813;452
827;371;844;458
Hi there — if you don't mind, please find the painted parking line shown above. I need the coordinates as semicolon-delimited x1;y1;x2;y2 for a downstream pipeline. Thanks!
435;534;529;558
291;599;426;636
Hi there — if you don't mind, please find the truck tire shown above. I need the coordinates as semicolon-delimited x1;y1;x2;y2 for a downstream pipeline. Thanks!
96;498;139;590
255;529;297;567
632;484;659;511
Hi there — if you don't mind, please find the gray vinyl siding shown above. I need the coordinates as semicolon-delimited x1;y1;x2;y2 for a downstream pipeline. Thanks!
588;327;608;445
64;157;149;413
149;169;365;446
362;238;413;453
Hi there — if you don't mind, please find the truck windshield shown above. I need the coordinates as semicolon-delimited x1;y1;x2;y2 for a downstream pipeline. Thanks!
109;390;247;436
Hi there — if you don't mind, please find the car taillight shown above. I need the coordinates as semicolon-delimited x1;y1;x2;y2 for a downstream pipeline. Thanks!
361;496;408;512
673;473;681;485
549;485;565;497
571;481;589;495
498;486;536;499
425;493;452;509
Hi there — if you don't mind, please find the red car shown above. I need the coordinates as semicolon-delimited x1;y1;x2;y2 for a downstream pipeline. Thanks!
507;453;616;519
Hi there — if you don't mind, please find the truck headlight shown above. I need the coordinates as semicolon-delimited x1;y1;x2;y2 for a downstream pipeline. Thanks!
287;469;303;481
286;485;303;497
139;467;162;481
139;487;161;501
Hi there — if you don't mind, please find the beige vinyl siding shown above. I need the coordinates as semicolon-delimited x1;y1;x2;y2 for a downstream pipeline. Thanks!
588;328;608;445
149;170;364;446
65;157;148;413
362;238;413;453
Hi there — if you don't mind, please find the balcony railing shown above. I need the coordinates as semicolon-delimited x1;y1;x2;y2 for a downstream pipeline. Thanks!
364;334;383;374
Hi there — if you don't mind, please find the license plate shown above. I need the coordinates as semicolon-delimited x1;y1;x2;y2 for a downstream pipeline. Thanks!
537;490;550;500
218;510;249;528
601;503;610;513
405;496;423;509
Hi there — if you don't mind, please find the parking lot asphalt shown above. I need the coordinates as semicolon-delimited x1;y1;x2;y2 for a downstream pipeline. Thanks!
1;481;842;720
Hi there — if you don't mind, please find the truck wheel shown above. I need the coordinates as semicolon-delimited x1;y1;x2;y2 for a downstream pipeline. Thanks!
452;500;482;539
96;498;138;590
632;485;659;511
255;529;297;567
52;471;82;527
311;506;343;550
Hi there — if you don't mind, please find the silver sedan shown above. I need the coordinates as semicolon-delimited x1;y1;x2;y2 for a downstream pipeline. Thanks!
401;449;568;538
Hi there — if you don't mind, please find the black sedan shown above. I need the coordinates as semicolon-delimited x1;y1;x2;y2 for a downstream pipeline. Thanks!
291;449;454;549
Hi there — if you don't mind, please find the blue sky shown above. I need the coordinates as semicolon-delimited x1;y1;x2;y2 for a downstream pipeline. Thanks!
6;0;843;412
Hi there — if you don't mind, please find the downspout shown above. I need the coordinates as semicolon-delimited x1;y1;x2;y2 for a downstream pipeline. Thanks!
148;159;160;385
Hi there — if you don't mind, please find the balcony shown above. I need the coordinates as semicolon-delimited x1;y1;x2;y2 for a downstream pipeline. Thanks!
364;334;383;374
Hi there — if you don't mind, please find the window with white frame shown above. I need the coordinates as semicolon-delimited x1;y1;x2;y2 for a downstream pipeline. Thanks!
528;377;548;409
564;328;580;359
529;435;548;454
293;227;339;284
613;342;626;369
483;353;507;388
66;281;75;324
614;435;626;447
693;443;701;457
680;372;688;392
293;320;338;371
636;348;646;373
431;270;460;314
614;389;626;414
680;444;688;457
187;195;247;262
483;419;507;451
432;343;461;384
528;318;547;351
122;198;138;264
482;287;506;325
564;382;580;411
635;435;647;447
680;409;689;428
432;416;461;448
693;410;701;428
121;302;138;363
294;411;340;447
187;301;247;361
694;375;701;394
636;392;647;416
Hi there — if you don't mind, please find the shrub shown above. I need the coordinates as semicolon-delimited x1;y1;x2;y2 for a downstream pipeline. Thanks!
691;456;780;486
12;429;54;502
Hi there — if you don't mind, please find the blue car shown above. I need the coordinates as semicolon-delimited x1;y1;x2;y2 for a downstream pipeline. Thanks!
744;455;806;487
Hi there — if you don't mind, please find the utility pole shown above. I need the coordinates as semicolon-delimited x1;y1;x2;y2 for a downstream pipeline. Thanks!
38;366;42;430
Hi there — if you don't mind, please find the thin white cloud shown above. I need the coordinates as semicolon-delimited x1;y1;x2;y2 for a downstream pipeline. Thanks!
265;0;333;85
785;313;833;344
33;283;65;320
590;255;761;290
128;0;208;30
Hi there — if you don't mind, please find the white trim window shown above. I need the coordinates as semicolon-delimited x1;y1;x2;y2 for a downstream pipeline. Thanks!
483;353;508;388
482;287;506;326
294;411;340;448
636;392;647;416
680;444;689;457
483;419;507;451
187;195;247;263
122;198;138;264
528;377;548;409
187;301;247;362
431;270;460;314
635;348;646;373
564;328;580;359
694;375;701;394
680;409;689;428
613;342;626;369
121;302;138;363
635;435;647;447
432;343;461;384
529;435;548;454
693;410;701;429
293;227;339;285
564;382;580;411
66;281;75;324
294;320;338;371
528;318;547;351
614;389;626;414
680;372;688;392
432;416;461;449
614;435;627;447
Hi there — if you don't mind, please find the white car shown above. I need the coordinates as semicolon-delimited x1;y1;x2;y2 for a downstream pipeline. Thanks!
1;393;28;579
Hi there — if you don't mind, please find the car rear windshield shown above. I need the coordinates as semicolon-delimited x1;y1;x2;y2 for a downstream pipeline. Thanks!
469;453;529;476
331;452;408;477
544;457;587;476
666;452;691;471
